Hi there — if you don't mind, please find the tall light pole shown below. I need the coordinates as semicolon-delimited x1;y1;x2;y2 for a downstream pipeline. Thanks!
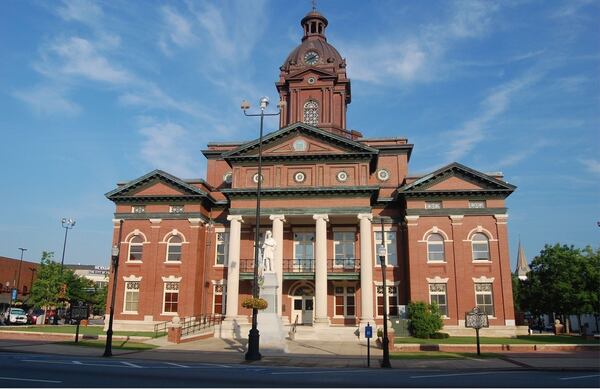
378;225;392;368
60;218;76;273
241;96;284;361
104;219;124;357
15;248;27;301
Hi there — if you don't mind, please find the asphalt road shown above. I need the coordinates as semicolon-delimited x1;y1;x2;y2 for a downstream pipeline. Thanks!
0;352;598;388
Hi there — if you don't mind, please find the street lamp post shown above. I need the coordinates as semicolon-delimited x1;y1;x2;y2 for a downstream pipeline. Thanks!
241;96;284;361
377;243;392;368
14;248;27;304
60;218;76;273
103;219;124;358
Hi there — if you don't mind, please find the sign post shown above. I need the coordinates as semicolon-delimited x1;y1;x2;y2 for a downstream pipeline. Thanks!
365;323;373;367
71;301;88;344
465;307;489;356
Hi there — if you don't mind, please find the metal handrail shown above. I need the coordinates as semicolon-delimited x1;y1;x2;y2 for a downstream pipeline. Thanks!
289;314;299;339
180;314;223;337
240;258;360;273
153;321;168;338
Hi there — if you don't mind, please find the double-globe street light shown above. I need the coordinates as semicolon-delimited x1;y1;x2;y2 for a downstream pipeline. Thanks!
377;240;392;369
240;96;284;361
104;219;124;357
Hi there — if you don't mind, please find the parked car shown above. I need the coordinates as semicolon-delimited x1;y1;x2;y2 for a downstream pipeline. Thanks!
6;308;28;324
27;308;46;324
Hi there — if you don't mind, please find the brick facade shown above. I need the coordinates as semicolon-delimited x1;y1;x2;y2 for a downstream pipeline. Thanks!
105;10;519;336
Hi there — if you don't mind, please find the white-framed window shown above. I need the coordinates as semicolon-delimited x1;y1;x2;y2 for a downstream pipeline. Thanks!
469;200;486;209
471;233;490;261
131;205;145;214
123;281;140;313
427;233;445;262
303;100;319;125
163;282;179;314
374;229;397;266
213;284;225;315
334;285;356;317
333;231;355;268
169;205;184;214
429;283;448;317
293;231;315;271
128;235;144;262
475;282;494;316
166;235;183;262
376;285;399;316
425;201;442;209
215;231;229;266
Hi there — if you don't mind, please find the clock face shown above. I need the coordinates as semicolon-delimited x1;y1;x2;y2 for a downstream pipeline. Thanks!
304;51;319;65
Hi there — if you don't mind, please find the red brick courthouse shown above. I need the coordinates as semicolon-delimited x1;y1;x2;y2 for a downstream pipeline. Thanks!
105;10;520;338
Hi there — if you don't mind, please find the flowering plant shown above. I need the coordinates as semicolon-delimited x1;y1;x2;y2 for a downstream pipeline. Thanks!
242;297;268;310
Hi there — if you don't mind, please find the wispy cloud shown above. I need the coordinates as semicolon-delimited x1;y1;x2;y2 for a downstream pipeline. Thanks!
158;6;197;55
341;1;499;84
497;139;553;168
12;85;80;116
57;0;103;26
444;73;540;162
579;158;600;175
138;120;197;178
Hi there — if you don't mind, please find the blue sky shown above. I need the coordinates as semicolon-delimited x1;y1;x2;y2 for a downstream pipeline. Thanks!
1;0;598;267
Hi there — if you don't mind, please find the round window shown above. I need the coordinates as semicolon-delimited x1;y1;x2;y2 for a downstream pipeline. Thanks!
377;169;390;181
253;173;263;183
336;171;348;182
292;139;308;151
294;172;306;183
223;172;232;184
307;77;316;84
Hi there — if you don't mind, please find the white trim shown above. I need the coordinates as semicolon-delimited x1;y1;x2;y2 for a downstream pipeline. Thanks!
420;226;450;241
332;282;357;318
472;276;495;283
162;275;182;282
332;229;356;268
123;229;148;243
373;226;398;267
374;281;400;319
161;229;188;243
214;229;230;267
405;215;419;226
426;276;449;283
466;226;495;241
149;218;162;224
123;275;143;282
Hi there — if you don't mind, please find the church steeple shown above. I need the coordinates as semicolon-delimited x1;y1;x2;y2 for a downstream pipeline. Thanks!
515;240;531;280
276;8;357;139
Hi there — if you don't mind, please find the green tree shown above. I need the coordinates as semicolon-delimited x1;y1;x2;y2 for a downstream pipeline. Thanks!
29;251;95;316
407;301;443;338
91;284;107;316
519;244;599;333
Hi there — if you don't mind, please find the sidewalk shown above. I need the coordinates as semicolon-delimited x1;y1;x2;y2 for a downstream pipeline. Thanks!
1;337;599;371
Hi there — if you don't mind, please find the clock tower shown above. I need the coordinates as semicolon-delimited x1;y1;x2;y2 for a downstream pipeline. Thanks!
277;9;358;139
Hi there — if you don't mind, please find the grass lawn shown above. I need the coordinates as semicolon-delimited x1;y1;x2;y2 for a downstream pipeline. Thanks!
60;339;158;350
390;351;499;360
395;335;600;345
0;325;160;338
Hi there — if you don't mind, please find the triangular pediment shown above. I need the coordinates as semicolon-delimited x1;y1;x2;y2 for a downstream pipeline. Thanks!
286;67;337;80
400;163;515;194
224;122;377;160
105;170;212;202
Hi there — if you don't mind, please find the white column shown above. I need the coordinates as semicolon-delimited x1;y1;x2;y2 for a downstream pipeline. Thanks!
358;213;374;326
225;215;243;319
313;214;329;325
269;214;286;317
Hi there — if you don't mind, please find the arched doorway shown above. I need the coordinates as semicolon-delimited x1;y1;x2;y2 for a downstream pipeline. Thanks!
289;283;314;325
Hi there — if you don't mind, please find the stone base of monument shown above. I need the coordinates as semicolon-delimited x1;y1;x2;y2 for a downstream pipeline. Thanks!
257;272;288;354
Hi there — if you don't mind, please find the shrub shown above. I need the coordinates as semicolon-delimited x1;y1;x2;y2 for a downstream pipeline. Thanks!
377;327;383;338
241;297;268;310
430;332;450;339
407;301;444;338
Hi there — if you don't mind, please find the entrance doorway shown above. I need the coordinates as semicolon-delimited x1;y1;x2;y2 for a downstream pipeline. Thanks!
290;284;314;325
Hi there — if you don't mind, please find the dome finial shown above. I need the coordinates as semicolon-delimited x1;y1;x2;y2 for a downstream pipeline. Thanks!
312;0;317;12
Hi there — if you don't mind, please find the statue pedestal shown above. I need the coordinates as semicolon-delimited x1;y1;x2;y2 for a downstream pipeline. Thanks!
258;272;287;354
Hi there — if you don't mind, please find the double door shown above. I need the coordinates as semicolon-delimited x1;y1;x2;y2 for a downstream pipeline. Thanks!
292;296;314;325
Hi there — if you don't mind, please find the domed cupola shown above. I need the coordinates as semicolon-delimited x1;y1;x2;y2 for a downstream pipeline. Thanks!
276;8;355;139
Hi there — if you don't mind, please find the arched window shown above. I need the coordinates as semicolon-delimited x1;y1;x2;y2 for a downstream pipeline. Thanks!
303;100;319;126
128;235;144;261
166;235;182;261
471;233;490;261
427;233;445;262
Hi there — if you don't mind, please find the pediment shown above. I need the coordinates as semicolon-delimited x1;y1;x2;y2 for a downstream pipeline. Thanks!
224;122;377;160
400;163;515;194
286;67;337;81
106;170;211;201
